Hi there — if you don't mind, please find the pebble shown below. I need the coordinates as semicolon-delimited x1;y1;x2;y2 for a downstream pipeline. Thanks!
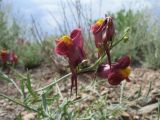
121;112;131;120
22;112;36;120
138;103;158;114
133;115;140;120
0;111;7;117
0;100;5;104
2;102;7;107
6;105;14;111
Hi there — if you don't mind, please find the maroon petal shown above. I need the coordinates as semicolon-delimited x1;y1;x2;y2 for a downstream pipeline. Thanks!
70;28;83;49
68;49;83;67
91;25;103;48
0;50;8;63
113;56;130;69
70;28;85;58
97;64;110;78
92;19;107;34
108;70;123;85
55;40;70;56
91;20;108;48
106;16;115;41
118;56;130;68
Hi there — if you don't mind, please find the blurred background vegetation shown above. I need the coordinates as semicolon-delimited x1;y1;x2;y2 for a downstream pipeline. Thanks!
0;0;160;70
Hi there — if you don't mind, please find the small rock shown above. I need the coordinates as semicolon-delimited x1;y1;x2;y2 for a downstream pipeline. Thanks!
121;112;131;120
9;101;13;105
2;102;7;107
136;97;152;107
151;89;159;94
138;103;158;114
6;105;14;111
0;111;7;117
0;100;5;104
133;115;140;120
101;87;109;95
22;112;36;120
100;86;106;91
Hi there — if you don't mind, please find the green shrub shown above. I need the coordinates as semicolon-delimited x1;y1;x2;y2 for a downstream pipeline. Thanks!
111;9;160;69
17;43;43;69
143;21;160;69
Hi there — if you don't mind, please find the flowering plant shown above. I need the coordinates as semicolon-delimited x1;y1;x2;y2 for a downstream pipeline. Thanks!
0;49;18;72
55;28;85;94
0;14;132;119
55;15;131;94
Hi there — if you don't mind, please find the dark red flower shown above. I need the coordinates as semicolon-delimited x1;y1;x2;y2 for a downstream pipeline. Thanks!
91;16;115;67
0;49;18;65
97;56;131;85
91;18;104;48
105;16;115;42
0;49;8;64
91;16;114;48
55;28;85;94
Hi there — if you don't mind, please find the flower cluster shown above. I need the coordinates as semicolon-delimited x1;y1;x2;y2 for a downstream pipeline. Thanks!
54;16;131;94
91;16;131;85
0;49;18;67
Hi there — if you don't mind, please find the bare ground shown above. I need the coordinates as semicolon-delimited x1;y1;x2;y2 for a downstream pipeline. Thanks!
0;64;160;120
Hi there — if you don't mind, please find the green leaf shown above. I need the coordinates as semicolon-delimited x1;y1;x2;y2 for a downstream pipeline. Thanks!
20;79;26;99
0;71;22;95
42;93;48;114
145;81;152;97
0;71;11;82
16;113;23;120
26;72;38;98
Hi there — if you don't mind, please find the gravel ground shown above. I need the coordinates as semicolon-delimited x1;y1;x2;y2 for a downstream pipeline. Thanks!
0;66;160;120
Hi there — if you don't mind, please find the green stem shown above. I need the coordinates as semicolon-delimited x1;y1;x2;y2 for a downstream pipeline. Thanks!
0;72;23;96
36;73;72;92
0;92;38;112
11;68;27;80
80;53;105;72
111;34;126;49
36;54;106;92
120;81;125;104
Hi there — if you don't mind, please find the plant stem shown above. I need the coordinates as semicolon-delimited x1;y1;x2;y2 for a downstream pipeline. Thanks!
111;34;126;49
120;81;125;104
0;92;38;112
0;72;23;96
36;73;72;91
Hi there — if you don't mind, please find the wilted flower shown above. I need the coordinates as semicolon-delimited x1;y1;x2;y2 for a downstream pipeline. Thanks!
97;56;131;85
91;16;115;66
55;28;85;94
